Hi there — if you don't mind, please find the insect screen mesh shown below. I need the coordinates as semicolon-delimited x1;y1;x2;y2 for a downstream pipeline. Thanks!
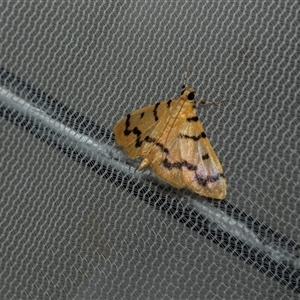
0;1;299;299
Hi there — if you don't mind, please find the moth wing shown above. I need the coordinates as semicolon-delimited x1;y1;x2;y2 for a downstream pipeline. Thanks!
113;100;170;158
145;106;226;199
179;118;227;199
146;116;186;188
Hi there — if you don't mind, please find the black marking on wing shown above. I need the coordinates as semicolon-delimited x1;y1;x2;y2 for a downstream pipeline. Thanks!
140;112;144;119
123;112;167;150
163;157;223;186
202;153;209;160
167;99;172;107
122;115;170;151
179;132;207;141
153;103;160;121
145;136;169;154
123;114;143;147
163;158;197;171
187;116;199;122
132;126;142;147
124;114;132;136
144;136;155;143
195;173;222;186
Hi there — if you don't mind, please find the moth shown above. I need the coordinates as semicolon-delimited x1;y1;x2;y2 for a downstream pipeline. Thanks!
113;73;227;199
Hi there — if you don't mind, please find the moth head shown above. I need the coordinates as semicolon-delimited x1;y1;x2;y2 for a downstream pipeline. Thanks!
181;87;195;101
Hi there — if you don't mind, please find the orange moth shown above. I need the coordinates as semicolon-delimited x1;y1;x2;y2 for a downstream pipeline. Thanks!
113;72;227;199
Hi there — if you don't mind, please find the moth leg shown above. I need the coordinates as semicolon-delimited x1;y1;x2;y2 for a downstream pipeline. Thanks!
138;157;150;170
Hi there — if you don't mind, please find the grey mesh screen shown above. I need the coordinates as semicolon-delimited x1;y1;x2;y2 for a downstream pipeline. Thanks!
0;1;299;299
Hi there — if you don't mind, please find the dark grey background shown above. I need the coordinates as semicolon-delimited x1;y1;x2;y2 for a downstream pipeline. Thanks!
0;1;299;299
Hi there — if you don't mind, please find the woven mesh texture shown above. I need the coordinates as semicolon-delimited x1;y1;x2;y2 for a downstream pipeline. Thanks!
0;1;299;299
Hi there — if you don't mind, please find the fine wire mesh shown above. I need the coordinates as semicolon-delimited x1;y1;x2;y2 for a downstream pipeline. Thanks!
0;1;299;299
